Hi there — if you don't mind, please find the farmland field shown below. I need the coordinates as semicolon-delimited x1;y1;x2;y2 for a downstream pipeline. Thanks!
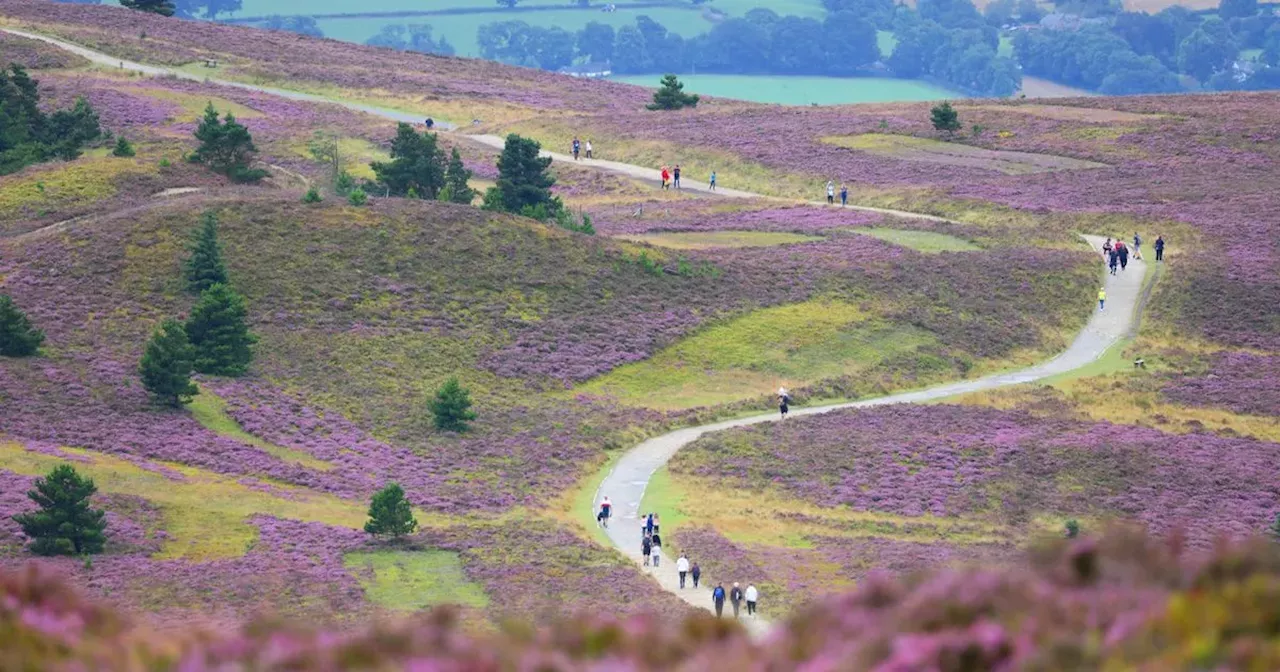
615;74;960;105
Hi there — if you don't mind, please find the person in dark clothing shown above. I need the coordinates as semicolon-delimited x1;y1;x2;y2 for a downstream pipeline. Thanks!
1119;245;1129;271
730;583;744;619
424;118;434;130
642;536;652;566
1155;236;1165;262
650;532;661;567
691;563;701;588
673;165;682;189
1108;249;1118;275
712;584;726;617
646;513;654;535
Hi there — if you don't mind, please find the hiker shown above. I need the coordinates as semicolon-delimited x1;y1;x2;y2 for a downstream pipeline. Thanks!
712;584;726;617
730;583;744;619
677;554;690;588
1133;233;1142;259
572;136;581;160
650;531;662;566
1118;243;1129;271
585;139;593;159
424;118;434;130
598;496;612;528
652;513;660;535
1098;287;1106;310
1108;248;1119;275
646;513;655;535
778;386;791;419
709;170;717;191
745;584;758;616
660;166;670;190
673;165;682;189
1155;235;1165;262
691;562;701;588
826;180;835;204
642;535;652;566
840;184;848;207
1102;237;1112;258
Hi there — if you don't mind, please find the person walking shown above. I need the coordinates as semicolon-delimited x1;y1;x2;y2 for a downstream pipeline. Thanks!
646;513;654;535
1118;243;1129;271
709;171;716;191
597;496;612;527
642;535;652;566
1098;287;1106;311
652;514;660;535
778;388;790;418
673;165;682;189
424;118;434;130
1108;248;1119;275
650;531;661;567
1102;237;1112;258
826;180;835;204
712;584;726;618
677;554;690;588
1132;233;1142;259
730;583;744;619
660;166;670;190
745;584;758;617
584;139;593;159
572;136;581;161
691;562;701;588
1155;235;1165;262
840;184;848;207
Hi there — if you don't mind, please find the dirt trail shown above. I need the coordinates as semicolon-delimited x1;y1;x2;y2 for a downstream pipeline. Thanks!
10;29;1151;629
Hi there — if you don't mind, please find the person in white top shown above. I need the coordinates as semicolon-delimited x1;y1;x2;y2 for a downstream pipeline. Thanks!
677;554;690;589
585;139;593;159
745;584;758;616
826;180;835;204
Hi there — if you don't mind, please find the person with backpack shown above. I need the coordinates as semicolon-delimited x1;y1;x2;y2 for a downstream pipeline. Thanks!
673;165;682;189
642;535;652;566
597;496;612;527
712;584;726;617
691;562;702;588
730;583;744;618
677;554;690;588
745;584;758;616
424;118;434;130
1155;235;1165;262
650;531;661;567
709;171;717;191
572;137;581;160
646;513;654;535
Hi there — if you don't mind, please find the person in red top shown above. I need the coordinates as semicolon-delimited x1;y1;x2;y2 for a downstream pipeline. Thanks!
660;166;670;190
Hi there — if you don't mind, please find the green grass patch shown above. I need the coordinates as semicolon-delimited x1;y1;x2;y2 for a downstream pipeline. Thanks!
188;391;335;471
578;299;937;409
613;74;957;106
849;227;980;253
134;88;264;122
0;154;157;224
343;549;489;611
615;230;824;250
284;136;388;182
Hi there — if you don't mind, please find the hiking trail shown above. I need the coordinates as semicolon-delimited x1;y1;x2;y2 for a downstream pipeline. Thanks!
8;28;1150;631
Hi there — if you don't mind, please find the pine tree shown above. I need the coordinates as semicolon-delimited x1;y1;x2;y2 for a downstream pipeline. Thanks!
370;123;447;199
428;376;476;432
121;0;176;15
441;147;476;204
111;136;135;157
0;294;45;357
931;101;961;135
482;134;560;216
139;318;198;407
363;483;418;538
192;104;266;182
185;283;256;376
646;74;699;111
185;211;229;294
12;464;107;556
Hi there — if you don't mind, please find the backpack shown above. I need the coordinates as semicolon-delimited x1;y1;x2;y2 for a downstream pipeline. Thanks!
713;587;725;600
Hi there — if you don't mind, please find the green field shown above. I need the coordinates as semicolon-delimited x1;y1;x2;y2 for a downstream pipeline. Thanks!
313;7;708;57
615;74;960;105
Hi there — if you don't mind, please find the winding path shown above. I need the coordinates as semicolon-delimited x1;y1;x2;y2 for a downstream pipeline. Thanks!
8;27;1150;626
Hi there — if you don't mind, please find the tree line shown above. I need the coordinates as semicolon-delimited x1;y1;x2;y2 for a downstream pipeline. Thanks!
0;65;104;175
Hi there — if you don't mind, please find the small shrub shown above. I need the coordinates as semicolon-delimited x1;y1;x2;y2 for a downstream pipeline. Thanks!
1065;519;1080;538
635;251;664;277
931;101;961;135
301;186;322;203
428;377;476;433
347;187;368;206
335;170;355;195
158;158;171;168
111;136;135;157
971;124;984;138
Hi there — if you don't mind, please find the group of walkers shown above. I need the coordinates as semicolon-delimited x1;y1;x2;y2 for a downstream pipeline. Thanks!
1097;233;1166;310
655;165;717;191
571;136;594;161
825;180;849;206
711;581;759;619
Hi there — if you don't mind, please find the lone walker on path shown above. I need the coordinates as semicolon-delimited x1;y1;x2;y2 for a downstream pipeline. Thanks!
745;584;758;617
709;170;717;191
1133;233;1142;259
677;554;690;588
778;386;791;418
1098;288;1106;311
1155;235;1165;262
597;496;612;527
712;584;726;618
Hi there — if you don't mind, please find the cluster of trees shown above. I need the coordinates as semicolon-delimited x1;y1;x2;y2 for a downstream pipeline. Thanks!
365;24;455;56
263;15;324;38
0;65;103;175
1015;27;1183;94
191;103;266;182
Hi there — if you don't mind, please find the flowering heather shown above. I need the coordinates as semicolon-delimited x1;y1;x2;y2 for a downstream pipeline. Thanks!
673;404;1280;549
0;31;89;69
589;200;884;236
6;531;1280;669
1162;351;1280;418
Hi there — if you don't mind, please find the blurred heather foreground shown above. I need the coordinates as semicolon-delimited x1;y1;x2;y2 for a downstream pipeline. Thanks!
6;528;1280;670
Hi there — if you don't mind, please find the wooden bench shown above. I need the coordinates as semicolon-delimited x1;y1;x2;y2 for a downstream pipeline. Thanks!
203;59;218;68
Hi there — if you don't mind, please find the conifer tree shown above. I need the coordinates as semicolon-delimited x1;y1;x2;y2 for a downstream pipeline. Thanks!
185;283;256;376
482;134;559;216
428;376;476;432
12;464;107;556
370;122;447;198
0;294;45;357
192;104;266;182
363;483;418;538
112;136;135;157
185;211;229;294
139;318;198;407
931;101;961;135
646;74;699;111
441;147;476;204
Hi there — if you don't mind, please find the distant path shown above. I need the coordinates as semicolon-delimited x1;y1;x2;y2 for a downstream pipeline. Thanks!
596;235;1144;627
11;28;1150;626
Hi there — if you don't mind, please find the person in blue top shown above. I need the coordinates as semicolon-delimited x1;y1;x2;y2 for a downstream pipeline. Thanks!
840;184;848;207
572;136;581;160
709;171;717;191
712;583;726;617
